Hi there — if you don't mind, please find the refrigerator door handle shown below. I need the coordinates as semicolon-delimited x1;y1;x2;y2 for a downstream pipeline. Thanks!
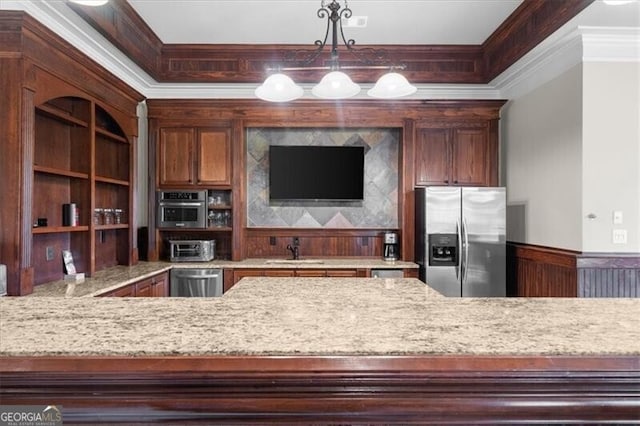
462;217;469;285
455;219;462;279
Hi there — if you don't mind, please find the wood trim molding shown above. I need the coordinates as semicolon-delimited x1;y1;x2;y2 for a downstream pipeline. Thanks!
68;0;595;84
482;0;594;81
1;355;638;423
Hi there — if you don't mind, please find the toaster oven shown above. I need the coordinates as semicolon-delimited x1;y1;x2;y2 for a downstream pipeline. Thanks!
169;240;215;262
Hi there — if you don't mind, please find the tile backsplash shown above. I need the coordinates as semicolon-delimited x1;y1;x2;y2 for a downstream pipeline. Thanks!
246;128;399;228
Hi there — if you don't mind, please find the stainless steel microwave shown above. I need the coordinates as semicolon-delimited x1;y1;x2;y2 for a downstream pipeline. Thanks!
157;190;207;228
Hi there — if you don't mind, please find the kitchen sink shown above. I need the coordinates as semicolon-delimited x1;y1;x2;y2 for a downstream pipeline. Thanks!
265;259;325;264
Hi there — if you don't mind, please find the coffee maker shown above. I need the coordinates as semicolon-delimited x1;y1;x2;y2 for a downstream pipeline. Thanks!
383;231;399;261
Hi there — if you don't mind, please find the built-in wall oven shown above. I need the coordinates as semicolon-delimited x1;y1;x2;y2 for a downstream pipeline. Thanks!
170;268;223;297
157;190;207;228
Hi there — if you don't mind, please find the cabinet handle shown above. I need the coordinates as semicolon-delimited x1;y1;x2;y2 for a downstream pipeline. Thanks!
444;180;449;184
454;180;458;184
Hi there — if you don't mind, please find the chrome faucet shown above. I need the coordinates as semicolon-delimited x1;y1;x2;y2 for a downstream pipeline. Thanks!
286;244;299;260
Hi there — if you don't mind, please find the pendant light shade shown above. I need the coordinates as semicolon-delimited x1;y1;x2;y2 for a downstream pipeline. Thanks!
311;71;361;99
255;73;304;102
257;1;415;102
367;72;417;99
69;0;109;5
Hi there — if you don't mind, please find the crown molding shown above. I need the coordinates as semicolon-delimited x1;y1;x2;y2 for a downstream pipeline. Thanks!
2;0;153;94
2;1;637;101
493;26;640;99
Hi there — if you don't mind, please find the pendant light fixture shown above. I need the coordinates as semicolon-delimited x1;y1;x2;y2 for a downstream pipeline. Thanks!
255;0;416;102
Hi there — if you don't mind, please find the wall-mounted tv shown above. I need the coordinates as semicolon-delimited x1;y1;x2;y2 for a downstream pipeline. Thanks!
269;145;365;201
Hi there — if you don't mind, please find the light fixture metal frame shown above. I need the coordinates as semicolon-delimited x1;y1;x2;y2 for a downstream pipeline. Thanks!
266;0;406;74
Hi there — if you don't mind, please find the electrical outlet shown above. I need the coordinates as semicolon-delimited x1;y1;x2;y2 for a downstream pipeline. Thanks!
612;229;627;244
45;246;54;261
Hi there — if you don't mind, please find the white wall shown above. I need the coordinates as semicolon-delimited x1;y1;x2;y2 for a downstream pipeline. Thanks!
582;61;640;252
502;60;640;253
502;64;584;251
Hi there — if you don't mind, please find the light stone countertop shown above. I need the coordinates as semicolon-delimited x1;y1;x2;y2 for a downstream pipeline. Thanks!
29;258;417;297
2;277;639;357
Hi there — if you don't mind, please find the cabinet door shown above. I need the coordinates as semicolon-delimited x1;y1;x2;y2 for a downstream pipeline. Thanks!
415;128;450;186
158;128;194;186
102;283;136;297
326;269;358;277
233;269;264;284
451;128;489;186
197;128;231;186
152;273;169;297
295;269;327;277
266;269;296;277
135;278;153;297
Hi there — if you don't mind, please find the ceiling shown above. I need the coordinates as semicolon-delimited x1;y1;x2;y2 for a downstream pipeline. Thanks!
125;0;640;48
127;0;525;45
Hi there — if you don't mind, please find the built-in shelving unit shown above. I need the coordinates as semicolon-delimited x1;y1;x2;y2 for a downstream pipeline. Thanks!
32;97;133;284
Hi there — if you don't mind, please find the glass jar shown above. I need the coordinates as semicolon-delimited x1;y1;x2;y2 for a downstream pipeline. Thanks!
93;208;103;225
114;209;123;224
103;208;114;225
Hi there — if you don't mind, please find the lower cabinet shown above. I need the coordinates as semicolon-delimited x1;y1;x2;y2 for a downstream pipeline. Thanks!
99;272;168;297
231;268;364;285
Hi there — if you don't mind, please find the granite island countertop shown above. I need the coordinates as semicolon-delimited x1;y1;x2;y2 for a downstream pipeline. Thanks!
29;258;418;297
2;277;639;356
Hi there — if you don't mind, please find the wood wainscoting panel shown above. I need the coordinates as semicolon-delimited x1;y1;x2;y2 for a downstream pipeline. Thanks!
578;255;640;297
245;228;392;259
507;242;578;297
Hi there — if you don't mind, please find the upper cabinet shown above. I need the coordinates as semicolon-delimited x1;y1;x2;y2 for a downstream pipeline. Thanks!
158;127;231;188
415;120;499;187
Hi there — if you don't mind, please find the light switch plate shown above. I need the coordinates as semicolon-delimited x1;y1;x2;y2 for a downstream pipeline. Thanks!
612;229;627;244
613;211;623;225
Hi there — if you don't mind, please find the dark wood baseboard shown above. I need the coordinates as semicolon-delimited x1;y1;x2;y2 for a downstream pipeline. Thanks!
507;242;640;297
1;355;638;424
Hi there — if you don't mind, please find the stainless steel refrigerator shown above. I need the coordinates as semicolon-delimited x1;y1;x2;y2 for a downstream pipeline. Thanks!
415;187;506;297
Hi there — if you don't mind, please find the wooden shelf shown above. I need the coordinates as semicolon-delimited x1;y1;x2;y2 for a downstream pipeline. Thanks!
207;226;232;232
95;176;130;186
33;165;89;180
95;224;129;231
36;104;89;128
33;226;89;234
96;127;128;144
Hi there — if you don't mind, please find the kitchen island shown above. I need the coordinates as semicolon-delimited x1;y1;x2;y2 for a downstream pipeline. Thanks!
1;277;639;423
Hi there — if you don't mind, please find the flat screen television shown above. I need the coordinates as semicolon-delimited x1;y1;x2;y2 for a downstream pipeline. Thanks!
269;145;365;201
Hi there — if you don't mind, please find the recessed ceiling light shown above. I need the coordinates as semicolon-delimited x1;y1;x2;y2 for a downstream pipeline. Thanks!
69;0;109;6
602;0;635;5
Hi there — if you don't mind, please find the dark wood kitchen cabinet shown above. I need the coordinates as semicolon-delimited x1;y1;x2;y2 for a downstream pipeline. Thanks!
30;96;136;286
158;126;231;188
1;13;143;295
415;121;498;187
99;272;168;297
231;268;364;285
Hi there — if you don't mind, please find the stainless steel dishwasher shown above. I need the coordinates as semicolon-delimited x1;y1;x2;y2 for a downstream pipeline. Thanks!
170;268;223;297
